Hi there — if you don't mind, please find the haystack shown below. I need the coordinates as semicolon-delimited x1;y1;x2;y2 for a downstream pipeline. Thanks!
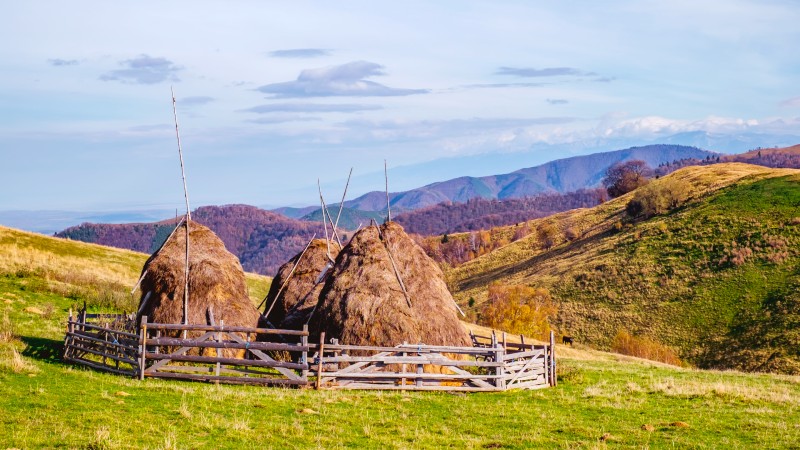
310;221;470;348
261;239;341;330
136;221;259;345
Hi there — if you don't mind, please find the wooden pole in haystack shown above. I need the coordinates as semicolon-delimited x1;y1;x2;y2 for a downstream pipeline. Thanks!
334;167;353;230
384;160;391;223
318;180;342;248
259;233;317;315
172;87;191;328
318;179;331;260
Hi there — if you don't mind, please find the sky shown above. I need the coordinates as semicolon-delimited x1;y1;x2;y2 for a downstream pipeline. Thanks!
2;0;800;213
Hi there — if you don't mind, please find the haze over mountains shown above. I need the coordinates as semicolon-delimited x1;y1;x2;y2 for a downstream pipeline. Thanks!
281;144;715;216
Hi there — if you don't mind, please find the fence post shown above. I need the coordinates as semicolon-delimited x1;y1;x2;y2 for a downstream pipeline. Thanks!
139;316;147;380
549;330;556;387
495;342;505;391
64;309;74;360
215;320;223;384
301;325;309;384
315;332;326;390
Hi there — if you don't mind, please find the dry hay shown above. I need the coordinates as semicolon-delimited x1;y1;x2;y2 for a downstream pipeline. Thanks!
311;221;471;349
262;239;341;330
136;221;259;356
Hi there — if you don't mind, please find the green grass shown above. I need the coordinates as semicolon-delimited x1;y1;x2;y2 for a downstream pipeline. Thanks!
2;223;800;448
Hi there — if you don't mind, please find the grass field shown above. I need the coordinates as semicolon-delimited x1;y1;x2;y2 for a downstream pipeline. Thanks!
3;225;800;448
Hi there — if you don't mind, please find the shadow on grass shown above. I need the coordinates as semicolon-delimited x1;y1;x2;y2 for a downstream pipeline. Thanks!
20;336;67;366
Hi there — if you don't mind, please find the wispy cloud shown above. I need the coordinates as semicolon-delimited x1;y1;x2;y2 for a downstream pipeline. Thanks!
462;82;546;89
547;99;569;105
248;116;323;125
242;103;382;114
779;96;800;108
269;48;331;58
99;54;181;85
48;58;79;67
256;61;428;98
179;96;215;107
496;66;596;78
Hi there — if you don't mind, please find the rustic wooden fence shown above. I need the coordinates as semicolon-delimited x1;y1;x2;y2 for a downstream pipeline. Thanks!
314;331;556;391
63;310;139;377
63;313;556;391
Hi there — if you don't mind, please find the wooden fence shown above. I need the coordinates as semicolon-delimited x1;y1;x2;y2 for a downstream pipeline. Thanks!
63;310;139;377
63;313;556;391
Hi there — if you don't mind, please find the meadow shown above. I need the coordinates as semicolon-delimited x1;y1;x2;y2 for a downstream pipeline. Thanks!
2;224;800;448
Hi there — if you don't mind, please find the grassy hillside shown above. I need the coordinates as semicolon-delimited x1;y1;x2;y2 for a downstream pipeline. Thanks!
446;163;800;374
2;224;800;447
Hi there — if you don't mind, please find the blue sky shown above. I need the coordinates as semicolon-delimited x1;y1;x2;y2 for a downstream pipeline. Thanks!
2;0;799;212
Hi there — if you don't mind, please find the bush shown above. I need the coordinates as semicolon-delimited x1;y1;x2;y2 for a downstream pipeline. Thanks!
479;283;557;340
611;329;682;366
626;178;691;219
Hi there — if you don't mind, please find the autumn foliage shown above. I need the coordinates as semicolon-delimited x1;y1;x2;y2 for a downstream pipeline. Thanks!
479;283;557;340
611;329;682;366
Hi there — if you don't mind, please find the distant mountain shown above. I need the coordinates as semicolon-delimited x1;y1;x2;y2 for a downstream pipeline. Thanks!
271;206;318;219
300;207;385;231
341;145;716;212
56;205;326;276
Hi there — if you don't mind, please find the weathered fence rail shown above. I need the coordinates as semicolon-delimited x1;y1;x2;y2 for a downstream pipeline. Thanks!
63;312;556;391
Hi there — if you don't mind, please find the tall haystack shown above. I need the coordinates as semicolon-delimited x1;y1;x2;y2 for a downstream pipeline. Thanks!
261;238;341;330
310;221;470;347
136;221;259;332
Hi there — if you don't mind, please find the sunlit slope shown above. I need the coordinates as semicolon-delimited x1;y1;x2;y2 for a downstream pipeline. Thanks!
0;225;271;307
447;163;800;373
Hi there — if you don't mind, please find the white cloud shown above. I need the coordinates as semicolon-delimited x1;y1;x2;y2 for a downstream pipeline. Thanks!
100;55;181;85
256;61;428;98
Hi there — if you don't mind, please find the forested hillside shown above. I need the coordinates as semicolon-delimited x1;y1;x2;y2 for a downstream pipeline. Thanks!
57;205;324;275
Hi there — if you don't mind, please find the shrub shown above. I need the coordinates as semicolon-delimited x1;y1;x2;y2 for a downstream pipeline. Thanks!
611;329;682;366
479;283;557;340
626;178;691;219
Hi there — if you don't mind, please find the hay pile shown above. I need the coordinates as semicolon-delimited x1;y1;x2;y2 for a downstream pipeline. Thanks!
136;221;259;332
262;238;341;330
310;221;470;348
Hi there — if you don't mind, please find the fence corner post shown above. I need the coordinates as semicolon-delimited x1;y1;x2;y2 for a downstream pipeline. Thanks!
139;316;148;381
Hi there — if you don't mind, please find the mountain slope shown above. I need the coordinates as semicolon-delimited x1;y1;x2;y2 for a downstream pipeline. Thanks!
344;145;715;212
444;163;800;374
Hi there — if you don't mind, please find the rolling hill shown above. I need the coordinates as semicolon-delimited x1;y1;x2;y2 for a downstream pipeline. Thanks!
444;163;800;374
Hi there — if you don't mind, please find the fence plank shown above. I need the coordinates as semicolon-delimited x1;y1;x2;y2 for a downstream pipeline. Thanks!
146;371;308;386
144;352;307;370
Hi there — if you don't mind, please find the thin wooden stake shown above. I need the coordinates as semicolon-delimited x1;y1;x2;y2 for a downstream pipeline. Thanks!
171;87;191;327
334;167;353;230
316;332;326;390
384;160;391;222
318;181;342;247
375;224;411;308
260;234;317;314
318;179;331;260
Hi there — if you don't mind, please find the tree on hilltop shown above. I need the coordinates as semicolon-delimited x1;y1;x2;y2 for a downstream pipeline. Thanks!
603;160;654;198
